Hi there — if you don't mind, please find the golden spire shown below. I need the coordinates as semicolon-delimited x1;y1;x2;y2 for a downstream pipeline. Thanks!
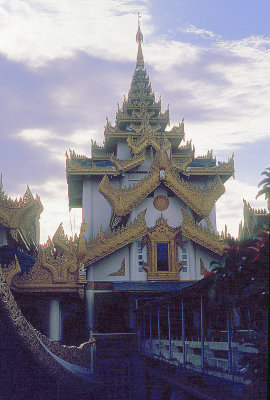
136;12;144;68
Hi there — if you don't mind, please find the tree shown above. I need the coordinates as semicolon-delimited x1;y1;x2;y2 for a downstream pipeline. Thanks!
256;167;270;211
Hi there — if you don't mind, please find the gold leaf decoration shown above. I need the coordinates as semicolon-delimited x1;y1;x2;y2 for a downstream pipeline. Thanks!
108;258;125;276
84;210;147;267
142;214;183;281
181;209;226;255
153;195;169;211
99;147;225;218
0;185;43;249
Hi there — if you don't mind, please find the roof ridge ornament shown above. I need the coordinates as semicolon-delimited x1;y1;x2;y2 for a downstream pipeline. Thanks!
136;12;144;68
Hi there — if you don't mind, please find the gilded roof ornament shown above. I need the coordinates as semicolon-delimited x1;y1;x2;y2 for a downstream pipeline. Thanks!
10;222;85;291
0;181;43;249
142;215;183;281
181;209;226;255
84;209;147;267
66;20;233;213
238;199;269;239
9;211;147;290
66;149;147;176
185;154;235;177
136;13;144;68
99;147;225;218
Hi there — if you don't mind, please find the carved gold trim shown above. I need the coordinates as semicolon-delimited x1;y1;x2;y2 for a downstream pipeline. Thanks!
0;186;43;248
66;150;117;176
84;210;147;267
153;195;169;211
110;152;146;171
91;139;112;160
108;258;125;276
1;255;21;286
172;155;193;172
66;150;147;176
11;211;147;291
186;155;235;177
0;265;95;380
99;173;159;216
142;214;183;281
165;119;185;138
239;199;269;239
99;148;225;218
127;132;170;155
181;209;226;255
165;172;225;218
11;223;87;292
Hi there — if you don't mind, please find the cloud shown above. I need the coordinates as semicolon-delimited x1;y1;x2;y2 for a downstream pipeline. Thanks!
216;178;268;238
180;24;218;39
1;9;269;246
0;0;151;67
16;127;99;162
1;4;269;158
146;32;270;155
24;178;82;243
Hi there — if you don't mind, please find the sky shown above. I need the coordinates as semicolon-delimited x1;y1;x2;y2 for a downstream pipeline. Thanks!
0;0;269;243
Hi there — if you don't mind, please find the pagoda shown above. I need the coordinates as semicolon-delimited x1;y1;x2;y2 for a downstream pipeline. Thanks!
1;19;234;340
65;18;234;333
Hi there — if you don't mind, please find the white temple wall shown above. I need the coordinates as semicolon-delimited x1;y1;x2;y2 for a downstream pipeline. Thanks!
128;187;191;229
85;242;148;283
118;170;148;189
83;178;112;240
187;240;197;280
116;141;131;160
208;204;217;232
129;239;147;281
195;245;217;279
82;178;93;240
92;180;111;237
83;172;219;284
138;150;152;172
179;237;192;281
89;246;130;281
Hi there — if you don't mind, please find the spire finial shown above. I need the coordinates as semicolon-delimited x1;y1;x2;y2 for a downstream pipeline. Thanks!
136;13;144;68
136;13;143;44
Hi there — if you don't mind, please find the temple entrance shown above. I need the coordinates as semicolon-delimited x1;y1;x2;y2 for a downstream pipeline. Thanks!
94;293;131;333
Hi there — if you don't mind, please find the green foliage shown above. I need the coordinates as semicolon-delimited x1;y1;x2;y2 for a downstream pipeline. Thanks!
209;231;269;303
256;167;270;211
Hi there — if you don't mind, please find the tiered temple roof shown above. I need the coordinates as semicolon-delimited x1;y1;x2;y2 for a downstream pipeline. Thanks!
66;21;234;210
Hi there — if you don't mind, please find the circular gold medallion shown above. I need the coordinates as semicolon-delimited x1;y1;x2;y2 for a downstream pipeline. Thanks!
153;195;169;211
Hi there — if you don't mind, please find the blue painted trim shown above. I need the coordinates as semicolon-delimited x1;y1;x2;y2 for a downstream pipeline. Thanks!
113;281;197;292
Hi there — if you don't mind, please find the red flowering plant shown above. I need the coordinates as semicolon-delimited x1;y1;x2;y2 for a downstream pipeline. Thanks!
209;231;268;394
